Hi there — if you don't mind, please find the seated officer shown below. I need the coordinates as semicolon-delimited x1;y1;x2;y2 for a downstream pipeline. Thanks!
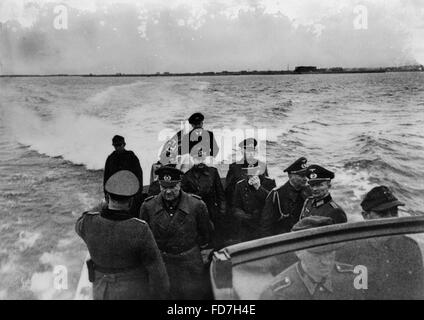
76;170;169;300
140;166;212;300
300;165;347;224
339;186;424;299
260;157;311;237
260;216;362;300
233;166;276;242
225;138;268;208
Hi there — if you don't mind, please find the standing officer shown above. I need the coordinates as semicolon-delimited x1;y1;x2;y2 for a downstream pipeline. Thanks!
300;165;347;224
75;170;169;300
260;216;362;300
159;112;219;165
260;157;310;237
181;149;226;248
104;135;144;216
233;166;276;242
140;166;212;300
225;138;268;208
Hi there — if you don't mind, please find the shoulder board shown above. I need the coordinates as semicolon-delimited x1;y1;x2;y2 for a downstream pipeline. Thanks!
271;276;291;292
335;262;355;273
236;179;245;184
131;218;147;224
144;195;155;202
329;201;339;209
190;194;202;200
83;211;100;216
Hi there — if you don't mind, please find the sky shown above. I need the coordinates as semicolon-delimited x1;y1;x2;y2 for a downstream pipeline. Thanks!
0;0;423;74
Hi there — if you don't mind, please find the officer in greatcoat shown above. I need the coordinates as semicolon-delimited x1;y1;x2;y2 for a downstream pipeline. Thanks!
260;157;311;237
140;166;212;299
76;170;169;300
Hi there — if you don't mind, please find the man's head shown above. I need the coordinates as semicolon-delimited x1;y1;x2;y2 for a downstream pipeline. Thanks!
292;216;337;280
360;186;405;220
112;135;126;152
105;170;139;210
239;138;258;164
284;157;308;190
306;165;335;199
188;112;204;129
155;166;184;201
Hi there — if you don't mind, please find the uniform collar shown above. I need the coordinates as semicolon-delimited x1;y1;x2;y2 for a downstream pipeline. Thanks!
101;208;133;221
296;262;333;295
313;194;332;208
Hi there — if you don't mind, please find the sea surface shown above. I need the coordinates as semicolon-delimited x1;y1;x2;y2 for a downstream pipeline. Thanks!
0;73;423;299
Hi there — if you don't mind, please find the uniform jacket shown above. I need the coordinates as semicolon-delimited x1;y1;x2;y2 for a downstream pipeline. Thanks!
337;235;424;299
233;176;276;226
139;191;211;253
260;262;363;300
181;165;226;223
103;150;143;190
300;194;347;224
139;191;212;299
260;181;311;236
225;160;268;206
159;129;219;162
75;208;169;300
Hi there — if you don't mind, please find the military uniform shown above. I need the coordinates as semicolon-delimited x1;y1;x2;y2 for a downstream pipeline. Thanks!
76;171;169;300
233;173;276;242
300;194;347;224
181;164;226;224
300;164;347;224
260;182;311;236
139;190;212;300
260;157;310;236
260;261;362;300
260;216;363;300
338;235;424;299
225;160;268;206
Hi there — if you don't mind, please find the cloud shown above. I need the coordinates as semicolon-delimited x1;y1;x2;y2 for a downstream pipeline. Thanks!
0;0;422;74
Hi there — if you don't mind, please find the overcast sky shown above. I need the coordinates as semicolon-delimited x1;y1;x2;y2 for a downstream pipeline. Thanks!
1;0;423;74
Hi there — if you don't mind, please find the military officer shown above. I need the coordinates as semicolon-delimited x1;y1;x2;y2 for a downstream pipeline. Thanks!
225;138;268;207
338;186;424;299
181;148;226;248
140;166;212;300
104;135;145;217
75;170;169;300
159;112;219;164
260;216;363;300
299;164;347;224
233;166;276;242
260;157;311;237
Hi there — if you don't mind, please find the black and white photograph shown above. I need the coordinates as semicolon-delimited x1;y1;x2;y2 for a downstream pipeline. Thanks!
1;0;424;304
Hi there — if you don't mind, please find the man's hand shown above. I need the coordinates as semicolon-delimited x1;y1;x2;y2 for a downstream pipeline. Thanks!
248;176;261;190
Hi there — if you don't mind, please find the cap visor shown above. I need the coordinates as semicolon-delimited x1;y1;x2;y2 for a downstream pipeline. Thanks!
159;181;179;188
307;242;344;253
372;200;405;211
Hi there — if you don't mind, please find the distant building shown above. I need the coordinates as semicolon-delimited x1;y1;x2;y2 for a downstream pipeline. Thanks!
294;66;317;73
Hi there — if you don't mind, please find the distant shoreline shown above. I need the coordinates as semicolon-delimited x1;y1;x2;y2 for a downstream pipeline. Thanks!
1;67;423;78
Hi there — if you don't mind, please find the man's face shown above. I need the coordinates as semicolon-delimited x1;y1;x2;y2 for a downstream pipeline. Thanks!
244;148;257;164
297;249;336;280
309;180;330;199
289;173;308;189
114;143;125;152
363;206;399;220
160;182;181;201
